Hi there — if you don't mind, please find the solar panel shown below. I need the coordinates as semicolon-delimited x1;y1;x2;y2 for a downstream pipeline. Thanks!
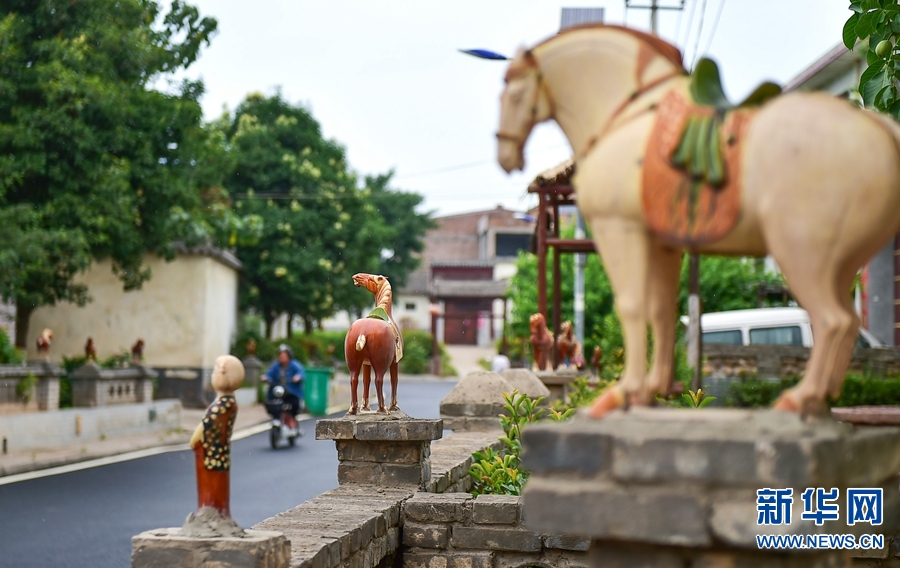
560;7;605;30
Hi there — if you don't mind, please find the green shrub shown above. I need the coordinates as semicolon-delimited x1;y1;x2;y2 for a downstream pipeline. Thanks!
834;373;900;407
469;391;546;496
0;327;24;364
725;376;798;408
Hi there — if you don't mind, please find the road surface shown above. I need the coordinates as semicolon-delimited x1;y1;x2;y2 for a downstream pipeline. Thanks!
0;380;456;568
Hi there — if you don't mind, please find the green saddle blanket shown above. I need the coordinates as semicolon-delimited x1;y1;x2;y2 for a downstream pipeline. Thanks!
672;58;782;187
367;306;390;322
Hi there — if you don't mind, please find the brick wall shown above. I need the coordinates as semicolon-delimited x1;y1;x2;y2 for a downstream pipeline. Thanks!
401;493;590;568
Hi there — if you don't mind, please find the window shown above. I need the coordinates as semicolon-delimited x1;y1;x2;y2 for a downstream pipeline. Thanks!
404;302;416;311
702;330;743;345
495;233;532;257
749;326;803;346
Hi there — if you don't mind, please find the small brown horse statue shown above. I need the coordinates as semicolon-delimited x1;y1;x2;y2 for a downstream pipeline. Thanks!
344;274;404;414
557;321;586;370
529;313;553;371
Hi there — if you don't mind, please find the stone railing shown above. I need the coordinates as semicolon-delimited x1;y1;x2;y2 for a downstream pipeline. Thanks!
70;363;154;407
153;366;211;409
401;492;590;567
0;362;62;411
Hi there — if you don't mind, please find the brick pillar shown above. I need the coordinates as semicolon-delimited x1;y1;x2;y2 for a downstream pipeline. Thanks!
521;408;900;567
316;413;442;489
34;361;61;411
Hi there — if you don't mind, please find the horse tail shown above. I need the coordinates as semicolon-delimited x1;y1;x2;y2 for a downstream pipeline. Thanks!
356;334;367;351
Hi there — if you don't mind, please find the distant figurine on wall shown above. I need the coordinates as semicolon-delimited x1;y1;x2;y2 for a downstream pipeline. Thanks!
84;337;97;362
557;321;586;370
529;313;553;371
183;355;245;537
131;339;145;364
591;346;603;378
246;338;257;358
36;329;53;360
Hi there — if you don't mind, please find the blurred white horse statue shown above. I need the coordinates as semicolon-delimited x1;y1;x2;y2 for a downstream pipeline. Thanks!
496;25;900;418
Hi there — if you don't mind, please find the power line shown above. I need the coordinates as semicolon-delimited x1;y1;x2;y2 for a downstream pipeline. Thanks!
680;0;698;55
702;0;727;57
691;0;710;69
392;142;569;180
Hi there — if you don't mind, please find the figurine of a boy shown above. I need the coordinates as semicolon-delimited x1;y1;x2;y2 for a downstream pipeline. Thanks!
182;354;245;537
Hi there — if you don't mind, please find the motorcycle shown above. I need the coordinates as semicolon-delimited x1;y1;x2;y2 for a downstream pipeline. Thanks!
265;384;304;449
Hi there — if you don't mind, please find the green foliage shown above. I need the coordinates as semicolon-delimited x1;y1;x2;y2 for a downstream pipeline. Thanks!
844;1;900;118
15;373;36;404
0;327;23;364
469;391;545;496
682;388;716;408
227;93;431;335
725;376;798;408
395;330;456;376
100;351;132;369
677;256;784;315
834;373;900;406
0;0;261;345
551;376;607;414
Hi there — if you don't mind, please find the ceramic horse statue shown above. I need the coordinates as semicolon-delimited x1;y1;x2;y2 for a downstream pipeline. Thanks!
344;273;404;414
497;24;900;418
557;321;586;370
529;313;553;371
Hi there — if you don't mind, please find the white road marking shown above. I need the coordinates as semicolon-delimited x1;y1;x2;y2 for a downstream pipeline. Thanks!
0;405;347;486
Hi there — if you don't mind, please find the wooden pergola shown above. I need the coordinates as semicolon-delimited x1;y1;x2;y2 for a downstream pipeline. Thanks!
527;159;596;368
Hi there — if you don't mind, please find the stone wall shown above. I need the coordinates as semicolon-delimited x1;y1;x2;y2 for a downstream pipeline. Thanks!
0;362;62;412
704;344;900;379
401;492;589;568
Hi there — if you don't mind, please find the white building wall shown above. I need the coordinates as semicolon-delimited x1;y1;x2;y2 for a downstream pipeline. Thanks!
27;254;239;367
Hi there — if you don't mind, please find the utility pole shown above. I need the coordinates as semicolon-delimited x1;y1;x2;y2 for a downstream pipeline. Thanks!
625;0;685;36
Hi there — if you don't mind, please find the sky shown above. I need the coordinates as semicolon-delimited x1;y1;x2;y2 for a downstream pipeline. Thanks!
167;1;854;218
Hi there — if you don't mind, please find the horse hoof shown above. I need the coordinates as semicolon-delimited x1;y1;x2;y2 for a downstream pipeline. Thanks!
588;386;626;419
361;404;371;412
388;404;400;412
376;407;388;414
347;406;358;416
773;390;828;418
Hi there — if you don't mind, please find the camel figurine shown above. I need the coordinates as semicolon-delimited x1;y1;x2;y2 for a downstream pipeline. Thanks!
529;313;553;371
557;321;586;370
35;329;52;360
496;24;900;418
344;273;403;415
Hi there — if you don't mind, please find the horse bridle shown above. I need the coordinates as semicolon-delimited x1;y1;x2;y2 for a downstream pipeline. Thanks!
496;48;684;159
495;51;555;150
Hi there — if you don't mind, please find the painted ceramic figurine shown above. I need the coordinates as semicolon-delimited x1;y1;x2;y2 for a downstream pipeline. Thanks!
131;339;145;364
557;321;586;370
84;337;97;362
184;355;244;536
345;273;403;414
529;313;552;372
497;24;900;417
35;328;52;360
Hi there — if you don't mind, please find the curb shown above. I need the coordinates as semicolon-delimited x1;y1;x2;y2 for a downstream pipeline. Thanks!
0;404;350;485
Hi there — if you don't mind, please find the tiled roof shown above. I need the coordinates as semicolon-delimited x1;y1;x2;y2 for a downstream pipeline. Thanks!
431;278;510;298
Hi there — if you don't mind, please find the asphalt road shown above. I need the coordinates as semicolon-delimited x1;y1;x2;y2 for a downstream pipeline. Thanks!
0;380;456;568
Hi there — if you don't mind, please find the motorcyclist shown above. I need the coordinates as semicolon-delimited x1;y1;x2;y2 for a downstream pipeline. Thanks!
263;344;305;417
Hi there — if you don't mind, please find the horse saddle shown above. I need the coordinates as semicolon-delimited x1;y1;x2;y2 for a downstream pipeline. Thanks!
366;306;403;362
642;58;781;247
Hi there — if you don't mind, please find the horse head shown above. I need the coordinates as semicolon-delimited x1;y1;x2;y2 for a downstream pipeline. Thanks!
352;273;389;295
497;47;555;173
529;313;547;335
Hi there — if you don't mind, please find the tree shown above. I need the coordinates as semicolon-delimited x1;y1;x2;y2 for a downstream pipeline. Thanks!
363;173;436;289
228;93;380;336
228;94;434;336
0;0;238;346
844;1;900;119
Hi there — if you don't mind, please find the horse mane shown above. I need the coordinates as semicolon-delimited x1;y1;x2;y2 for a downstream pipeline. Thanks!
375;278;393;311
533;24;685;71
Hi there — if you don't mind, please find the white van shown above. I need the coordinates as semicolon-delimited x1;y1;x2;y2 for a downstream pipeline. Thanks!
679;307;884;349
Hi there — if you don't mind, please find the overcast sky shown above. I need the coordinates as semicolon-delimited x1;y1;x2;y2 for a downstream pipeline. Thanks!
170;1;852;217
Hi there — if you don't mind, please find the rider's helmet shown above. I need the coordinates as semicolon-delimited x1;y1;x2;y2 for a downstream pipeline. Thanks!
277;344;294;359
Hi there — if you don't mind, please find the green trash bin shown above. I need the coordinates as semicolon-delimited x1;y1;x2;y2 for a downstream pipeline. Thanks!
304;367;333;415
